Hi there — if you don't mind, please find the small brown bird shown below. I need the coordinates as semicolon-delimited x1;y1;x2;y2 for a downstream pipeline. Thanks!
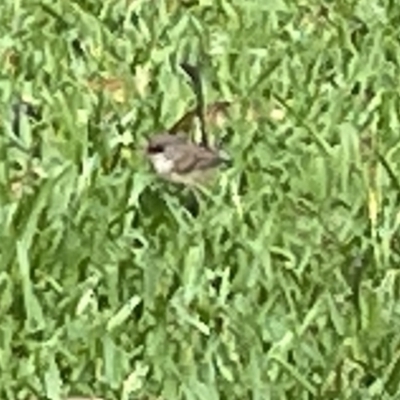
146;133;231;186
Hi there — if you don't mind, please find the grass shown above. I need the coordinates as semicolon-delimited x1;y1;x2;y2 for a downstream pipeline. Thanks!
1;0;400;399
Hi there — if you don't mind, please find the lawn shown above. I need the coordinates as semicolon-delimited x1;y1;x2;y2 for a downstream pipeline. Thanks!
1;0;400;399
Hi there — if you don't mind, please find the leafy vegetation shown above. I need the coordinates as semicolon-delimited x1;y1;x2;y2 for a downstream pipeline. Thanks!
1;0;400;399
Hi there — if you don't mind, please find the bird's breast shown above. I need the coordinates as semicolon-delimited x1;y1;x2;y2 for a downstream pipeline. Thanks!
149;153;175;175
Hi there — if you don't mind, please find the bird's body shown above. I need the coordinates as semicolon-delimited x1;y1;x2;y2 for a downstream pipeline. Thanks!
146;133;230;186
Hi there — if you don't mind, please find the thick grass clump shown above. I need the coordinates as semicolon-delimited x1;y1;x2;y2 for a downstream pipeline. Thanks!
1;0;400;399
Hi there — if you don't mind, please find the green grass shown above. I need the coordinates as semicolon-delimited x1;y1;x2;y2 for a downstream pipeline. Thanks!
1;0;400;399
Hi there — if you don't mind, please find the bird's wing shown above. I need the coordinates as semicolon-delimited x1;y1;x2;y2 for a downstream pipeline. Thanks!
168;144;228;174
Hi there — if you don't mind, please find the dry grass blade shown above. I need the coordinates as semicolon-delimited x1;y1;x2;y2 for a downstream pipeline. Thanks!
168;101;231;136
86;76;130;103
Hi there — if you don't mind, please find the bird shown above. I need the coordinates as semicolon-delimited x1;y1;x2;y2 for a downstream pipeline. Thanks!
146;132;231;187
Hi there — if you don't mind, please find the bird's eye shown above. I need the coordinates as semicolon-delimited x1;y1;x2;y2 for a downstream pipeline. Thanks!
147;144;164;154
